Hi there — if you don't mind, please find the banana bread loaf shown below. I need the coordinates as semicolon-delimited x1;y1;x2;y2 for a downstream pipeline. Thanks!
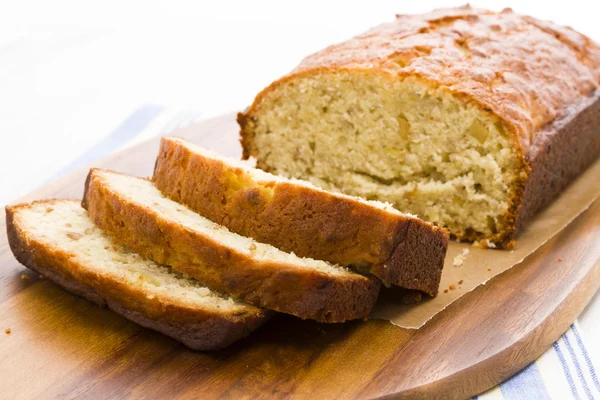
154;136;447;294
238;5;600;247
83;169;380;322
6;200;270;350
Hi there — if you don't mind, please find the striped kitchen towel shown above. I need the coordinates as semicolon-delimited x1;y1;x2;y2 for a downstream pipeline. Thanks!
57;105;600;400
477;322;599;400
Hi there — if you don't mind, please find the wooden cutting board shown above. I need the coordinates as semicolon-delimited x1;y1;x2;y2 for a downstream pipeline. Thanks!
1;114;599;400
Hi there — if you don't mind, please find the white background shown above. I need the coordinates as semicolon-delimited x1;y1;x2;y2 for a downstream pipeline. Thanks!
0;0;598;358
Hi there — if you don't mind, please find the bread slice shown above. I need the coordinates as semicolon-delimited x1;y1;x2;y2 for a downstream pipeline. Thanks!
237;6;600;247
153;136;448;295
82;169;380;322
6;200;270;350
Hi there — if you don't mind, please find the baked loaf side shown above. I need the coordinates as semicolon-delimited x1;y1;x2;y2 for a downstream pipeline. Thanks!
239;6;600;246
153;137;447;294
515;90;600;233
82;169;380;322
6;200;270;351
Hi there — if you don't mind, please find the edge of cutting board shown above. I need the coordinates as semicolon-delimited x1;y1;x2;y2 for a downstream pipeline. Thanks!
0;113;598;399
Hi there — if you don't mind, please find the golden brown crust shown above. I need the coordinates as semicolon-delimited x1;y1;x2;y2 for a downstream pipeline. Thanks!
292;6;600;149
515;90;600;233
154;137;447;295
239;6;600;247
5;200;270;351
82;170;380;322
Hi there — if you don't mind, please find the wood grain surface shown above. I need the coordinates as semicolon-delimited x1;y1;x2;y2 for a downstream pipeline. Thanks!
1;114;599;400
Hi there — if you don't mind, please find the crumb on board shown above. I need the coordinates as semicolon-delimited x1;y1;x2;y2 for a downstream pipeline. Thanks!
5;328;11;335
472;239;497;249
444;289;448;294
21;274;30;281
453;249;469;267
458;279;464;285
472;240;484;249
487;268;492;272
449;284;457;290
558;258;563;262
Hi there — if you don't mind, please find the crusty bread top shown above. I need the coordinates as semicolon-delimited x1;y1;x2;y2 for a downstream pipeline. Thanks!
269;5;600;153
9;200;262;315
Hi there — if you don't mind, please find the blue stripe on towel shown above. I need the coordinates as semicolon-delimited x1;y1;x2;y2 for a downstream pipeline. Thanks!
51;104;164;179
573;323;600;393
554;341;581;400
564;330;595;399
499;362;551;400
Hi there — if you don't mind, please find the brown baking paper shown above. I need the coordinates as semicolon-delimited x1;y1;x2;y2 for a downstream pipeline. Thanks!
370;157;600;329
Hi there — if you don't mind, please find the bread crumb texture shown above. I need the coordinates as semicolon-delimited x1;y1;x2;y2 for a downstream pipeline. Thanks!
248;74;519;244
173;137;405;214
241;6;600;245
100;171;354;277
14;201;255;314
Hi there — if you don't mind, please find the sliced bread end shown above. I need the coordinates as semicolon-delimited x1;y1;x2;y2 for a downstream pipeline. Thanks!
6;200;270;350
83;169;381;322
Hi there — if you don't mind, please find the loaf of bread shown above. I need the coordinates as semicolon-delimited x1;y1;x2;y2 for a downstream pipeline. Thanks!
238;6;600;247
6;200;270;350
83;169;380;322
154;137;447;294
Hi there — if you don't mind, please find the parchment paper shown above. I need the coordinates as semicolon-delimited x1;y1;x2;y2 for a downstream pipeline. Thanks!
370;158;600;329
